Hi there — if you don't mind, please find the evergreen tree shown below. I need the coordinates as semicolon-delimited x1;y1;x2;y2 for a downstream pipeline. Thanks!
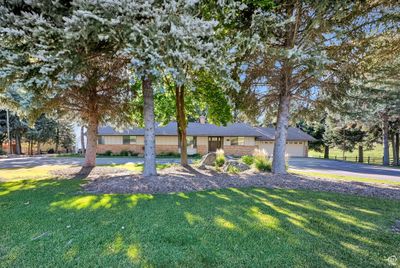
236;0;397;173
0;0;134;167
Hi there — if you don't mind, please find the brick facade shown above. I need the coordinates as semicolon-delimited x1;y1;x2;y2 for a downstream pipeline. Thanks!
197;145;208;155
155;145;179;154
223;145;257;156
97;144;144;154
97;144;180;155
97;144;258;156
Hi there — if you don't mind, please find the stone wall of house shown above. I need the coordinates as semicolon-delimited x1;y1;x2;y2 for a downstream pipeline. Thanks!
97;144;181;155
97;144;144;154
156;145;179;154
197;145;208;155
223;145;256;156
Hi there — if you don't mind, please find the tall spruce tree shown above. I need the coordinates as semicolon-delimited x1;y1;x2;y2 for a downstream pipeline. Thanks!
0;0;134;167
237;0;397;173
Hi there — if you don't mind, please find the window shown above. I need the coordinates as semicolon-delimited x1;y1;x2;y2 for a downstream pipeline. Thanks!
98;136;105;145
123;136;136;144
230;137;245;146
187;136;197;148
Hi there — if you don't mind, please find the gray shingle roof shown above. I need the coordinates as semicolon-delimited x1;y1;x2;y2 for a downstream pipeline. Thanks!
98;122;261;137
98;122;316;141
255;127;316;141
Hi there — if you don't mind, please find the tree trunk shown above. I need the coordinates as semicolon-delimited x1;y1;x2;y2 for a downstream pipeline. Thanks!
358;144;363;163
55;128;59;153
142;76;157;177
80;126;86;154
382;113;390;166
175;84;188;166
83;113;98;167
15;135;21;155
396;132;399;166
324;145;329;159
272;93;290;174
36;142;41;155
391;133;397;166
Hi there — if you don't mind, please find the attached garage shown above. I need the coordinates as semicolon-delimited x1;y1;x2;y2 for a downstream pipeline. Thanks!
256;140;308;157
286;141;307;157
255;127;315;157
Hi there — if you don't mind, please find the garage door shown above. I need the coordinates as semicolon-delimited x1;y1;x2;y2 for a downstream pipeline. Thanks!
286;142;305;157
257;141;306;157
256;141;274;156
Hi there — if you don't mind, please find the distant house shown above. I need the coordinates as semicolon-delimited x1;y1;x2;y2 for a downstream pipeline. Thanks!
97;120;315;157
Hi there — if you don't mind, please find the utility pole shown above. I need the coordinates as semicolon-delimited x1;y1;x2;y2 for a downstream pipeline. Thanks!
6;109;12;154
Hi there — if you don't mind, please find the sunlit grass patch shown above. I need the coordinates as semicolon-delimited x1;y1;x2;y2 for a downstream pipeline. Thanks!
0;178;399;267
290;170;400;185
0;163;174;181
0;165;75;181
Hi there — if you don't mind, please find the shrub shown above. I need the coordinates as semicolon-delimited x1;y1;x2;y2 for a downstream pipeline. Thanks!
227;165;240;174
0;149;6;155
253;149;272;172
103;150;113;156
117;150;138;157
120;150;129;156
215;149;225;167
157;152;180;158
241;155;254;166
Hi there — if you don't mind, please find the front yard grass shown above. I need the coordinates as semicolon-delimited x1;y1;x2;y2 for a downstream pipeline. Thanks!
0;163;172;181
0;177;399;267
309;144;392;161
290;170;400;186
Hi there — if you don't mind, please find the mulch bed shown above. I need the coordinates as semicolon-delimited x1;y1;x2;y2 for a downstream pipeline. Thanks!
53;165;400;200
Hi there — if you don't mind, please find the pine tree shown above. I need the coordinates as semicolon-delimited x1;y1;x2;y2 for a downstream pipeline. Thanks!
0;0;136;167
237;0;397;173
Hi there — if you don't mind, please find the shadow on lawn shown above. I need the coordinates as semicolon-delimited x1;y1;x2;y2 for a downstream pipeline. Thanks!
1;179;399;267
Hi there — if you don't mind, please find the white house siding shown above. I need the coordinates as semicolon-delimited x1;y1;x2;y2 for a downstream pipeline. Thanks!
223;137;256;146
104;136;123;145
244;137;256;146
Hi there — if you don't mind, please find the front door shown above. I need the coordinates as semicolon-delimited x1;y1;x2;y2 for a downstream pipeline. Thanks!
208;137;223;152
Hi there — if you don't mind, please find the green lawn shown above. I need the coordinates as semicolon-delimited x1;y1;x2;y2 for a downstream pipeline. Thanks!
0;177;399;267
290;170;400;186
0;163;172;181
309;144;393;163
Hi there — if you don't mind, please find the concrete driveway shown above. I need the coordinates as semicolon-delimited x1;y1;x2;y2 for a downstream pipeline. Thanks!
1;156;399;183
289;157;400;182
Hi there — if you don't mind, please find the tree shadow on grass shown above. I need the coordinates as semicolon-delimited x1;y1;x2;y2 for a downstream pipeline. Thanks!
70;166;95;179
1;180;399;267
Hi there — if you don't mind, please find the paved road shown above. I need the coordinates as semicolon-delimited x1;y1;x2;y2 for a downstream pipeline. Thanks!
289;157;400;182
1;156;399;182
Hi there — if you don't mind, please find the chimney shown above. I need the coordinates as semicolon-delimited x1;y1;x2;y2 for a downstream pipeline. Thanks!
199;115;206;124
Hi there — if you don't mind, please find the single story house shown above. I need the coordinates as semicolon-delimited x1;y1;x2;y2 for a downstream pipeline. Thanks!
97;121;315;157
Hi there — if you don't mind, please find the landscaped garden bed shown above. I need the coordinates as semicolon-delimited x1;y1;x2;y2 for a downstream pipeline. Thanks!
44;164;400;200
